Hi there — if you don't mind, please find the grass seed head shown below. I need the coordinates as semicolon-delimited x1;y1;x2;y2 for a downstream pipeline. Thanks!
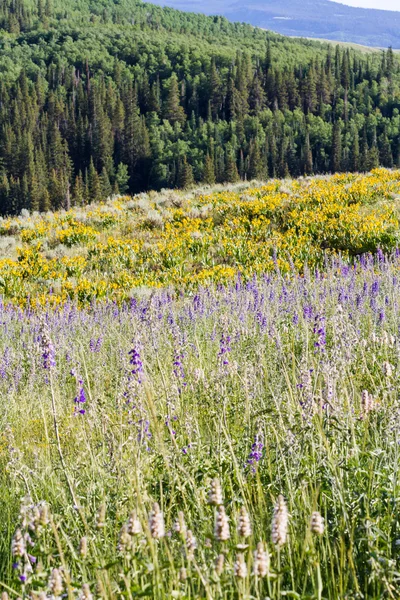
271;495;288;547
174;511;187;537
49;568;63;598
253;541;269;577
96;503;106;529
149;502;165;539
80;584;93;600
234;553;247;579
214;505;230;541
79;536;88;559
11;529;25;557
237;506;252;538
215;553;225;576
186;530;197;560
208;478;223;506
127;511;142;535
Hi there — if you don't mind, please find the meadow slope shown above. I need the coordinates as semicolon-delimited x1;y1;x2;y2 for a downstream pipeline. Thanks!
0;168;399;308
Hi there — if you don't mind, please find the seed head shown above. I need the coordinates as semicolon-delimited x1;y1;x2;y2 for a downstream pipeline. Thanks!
186;530;197;560
39;321;56;370
310;511;325;536
96;503;106;529
174;511;187;537
361;390;375;417
234;553;247;579
208;478;223;506
127;511;142;535
214;505;230;541
215;553;225;576
271;495;288;547
79;537;88;559
253;541;269;577
149;502;165;539
39;503;50;527
383;361;393;378
80;584;93;600
1;592;9;600
179;567;187;582
237;506;252;538
11;529;25;557
117;523;132;553
49;568;63;598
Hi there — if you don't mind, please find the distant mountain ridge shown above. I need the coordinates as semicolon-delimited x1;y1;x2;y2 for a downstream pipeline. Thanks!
150;0;400;48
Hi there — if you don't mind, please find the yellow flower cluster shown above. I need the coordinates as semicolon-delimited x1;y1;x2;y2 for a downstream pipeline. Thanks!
0;169;399;307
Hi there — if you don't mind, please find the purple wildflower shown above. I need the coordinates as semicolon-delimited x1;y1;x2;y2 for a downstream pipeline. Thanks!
246;430;264;473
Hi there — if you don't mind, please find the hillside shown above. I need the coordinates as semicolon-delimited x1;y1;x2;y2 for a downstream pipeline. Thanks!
0;168;399;307
150;0;400;48
1;0;400;215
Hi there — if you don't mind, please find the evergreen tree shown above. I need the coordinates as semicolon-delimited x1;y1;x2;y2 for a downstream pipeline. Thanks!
163;74;186;126
203;153;216;184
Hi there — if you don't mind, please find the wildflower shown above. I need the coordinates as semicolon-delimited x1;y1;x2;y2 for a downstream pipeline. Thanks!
79;537;88;559
253;541;269;577
49;568;63;598
74;379;87;415
96;503;106;529
11;529;25;557
214;506;230;541
117;524;132;553
310;511;325;535
215;553;225;576
186;530;197;560
237;506;252;538
39;321;55;370
246;430;264;472
271;495;288;547
179;567;187;582
149;502;165;539
234;553;247;579
127;511;142;535
383;361;393;378
208;478;223;506
361;390;375;417
129;345;144;383
218;334;231;365
80;584;93;600
174;511;187;537
39;502;49;527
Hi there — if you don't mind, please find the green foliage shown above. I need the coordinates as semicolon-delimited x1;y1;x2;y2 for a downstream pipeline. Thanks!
0;0;400;212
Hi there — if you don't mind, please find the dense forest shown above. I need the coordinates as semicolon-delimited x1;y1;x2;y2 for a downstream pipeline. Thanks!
1;0;400;213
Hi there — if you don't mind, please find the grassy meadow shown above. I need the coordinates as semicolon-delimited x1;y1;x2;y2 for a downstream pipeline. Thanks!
1;171;400;598
0;168;399;308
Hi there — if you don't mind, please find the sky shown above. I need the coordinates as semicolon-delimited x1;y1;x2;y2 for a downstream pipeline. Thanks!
334;0;399;9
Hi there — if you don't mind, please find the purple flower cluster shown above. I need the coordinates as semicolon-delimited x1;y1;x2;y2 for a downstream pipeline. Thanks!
218;334;231;365
246;430;264;473
129;345;144;383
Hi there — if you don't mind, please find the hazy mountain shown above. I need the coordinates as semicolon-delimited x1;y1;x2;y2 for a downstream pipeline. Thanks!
149;0;400;48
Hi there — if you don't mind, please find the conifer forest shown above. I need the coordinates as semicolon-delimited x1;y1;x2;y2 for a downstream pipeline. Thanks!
1;0;400;212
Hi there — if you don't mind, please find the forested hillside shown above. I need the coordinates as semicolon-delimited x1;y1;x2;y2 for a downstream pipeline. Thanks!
1;0;400;213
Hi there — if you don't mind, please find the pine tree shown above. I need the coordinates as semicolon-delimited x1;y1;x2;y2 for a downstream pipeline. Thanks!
116;163;130;194
163;74;186;126
331;122;342;173
350;125;360;172
203;153;216;184
88;159;102;203
224;147;239;183
178;157;194;189
303;129;313;175
248;139;263;180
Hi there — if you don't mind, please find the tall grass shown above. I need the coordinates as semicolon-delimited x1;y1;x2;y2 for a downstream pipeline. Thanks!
0;252;400;598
